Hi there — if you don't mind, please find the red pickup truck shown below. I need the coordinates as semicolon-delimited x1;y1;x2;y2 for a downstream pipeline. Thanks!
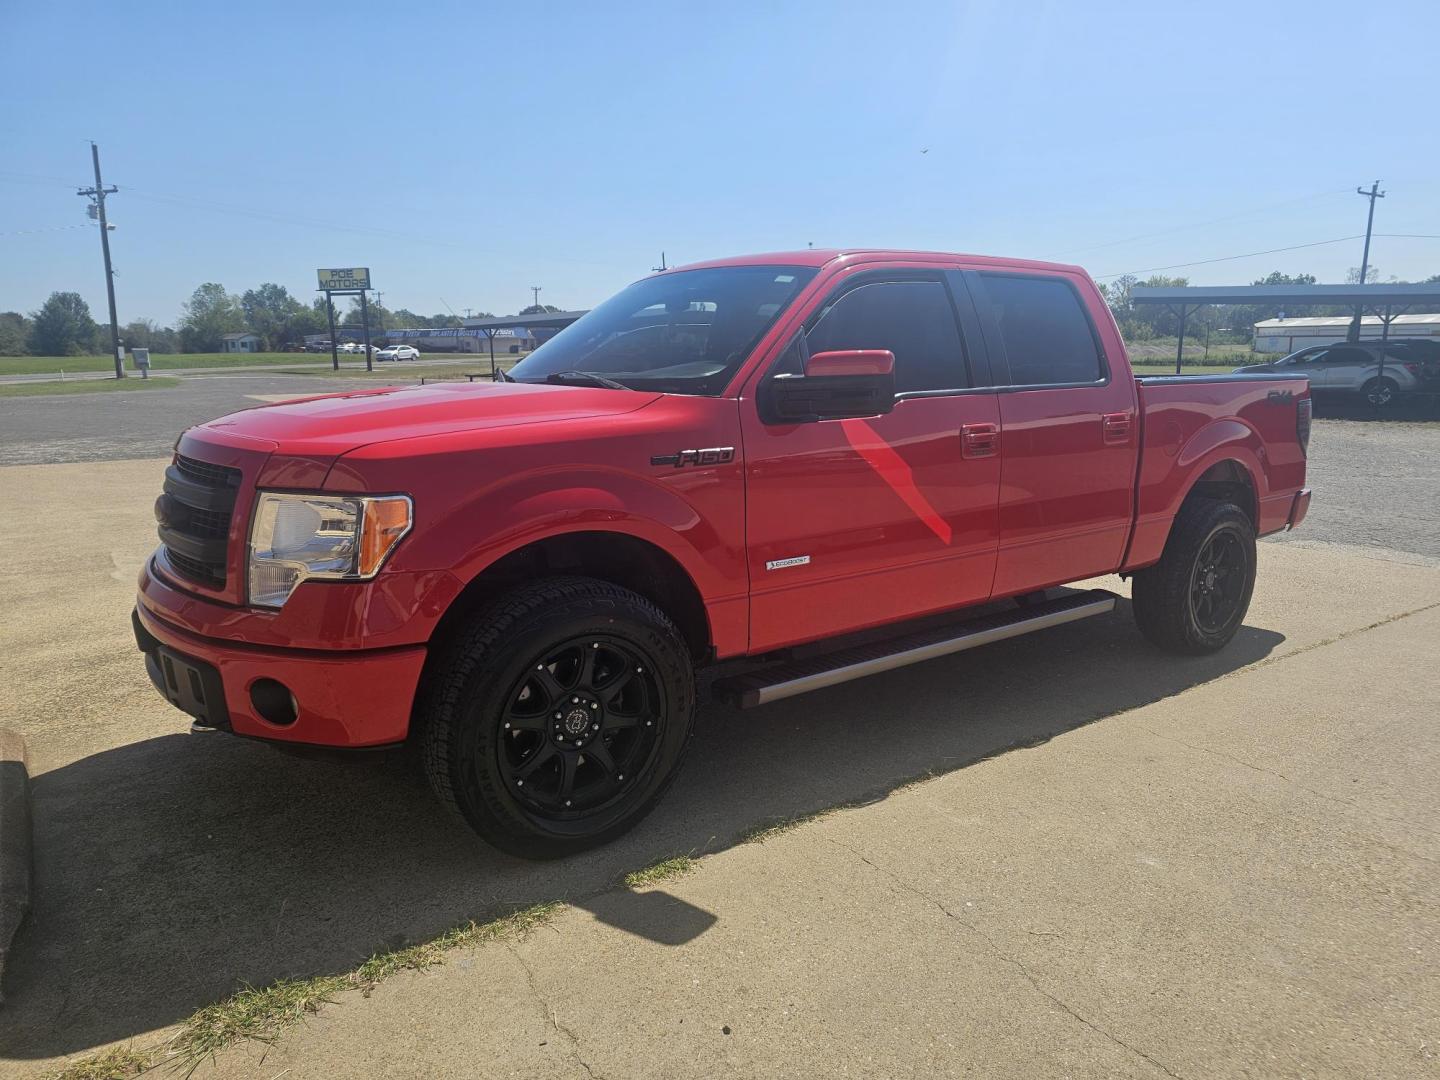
135;250;1312;856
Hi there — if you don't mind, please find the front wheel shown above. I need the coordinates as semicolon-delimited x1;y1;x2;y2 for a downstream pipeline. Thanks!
1131;498;1256;654
1362;377;1399;407
418;577;695;858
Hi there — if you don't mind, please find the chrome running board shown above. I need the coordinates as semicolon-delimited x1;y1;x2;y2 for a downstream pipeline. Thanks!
714;590;1117;708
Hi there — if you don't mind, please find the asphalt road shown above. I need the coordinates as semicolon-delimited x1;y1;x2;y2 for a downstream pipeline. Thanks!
0;374;381;466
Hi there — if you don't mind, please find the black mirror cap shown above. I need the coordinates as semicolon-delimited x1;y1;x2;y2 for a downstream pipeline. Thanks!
763;371;896;424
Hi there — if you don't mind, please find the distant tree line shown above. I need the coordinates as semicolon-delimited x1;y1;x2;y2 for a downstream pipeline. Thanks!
0;284;541;356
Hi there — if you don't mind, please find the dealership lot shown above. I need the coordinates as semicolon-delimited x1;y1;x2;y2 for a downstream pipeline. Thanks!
0;390;1437;1078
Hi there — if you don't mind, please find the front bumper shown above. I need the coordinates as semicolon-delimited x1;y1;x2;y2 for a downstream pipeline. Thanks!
132;600;427;748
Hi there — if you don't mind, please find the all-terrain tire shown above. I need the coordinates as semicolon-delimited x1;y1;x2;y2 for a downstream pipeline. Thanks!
417;576;695;858
1131;498;1256;655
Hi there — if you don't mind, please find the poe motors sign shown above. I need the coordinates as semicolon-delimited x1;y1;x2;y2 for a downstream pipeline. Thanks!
317;267;371;291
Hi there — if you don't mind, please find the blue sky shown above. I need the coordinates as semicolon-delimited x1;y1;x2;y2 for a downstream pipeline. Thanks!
2;0;1437;324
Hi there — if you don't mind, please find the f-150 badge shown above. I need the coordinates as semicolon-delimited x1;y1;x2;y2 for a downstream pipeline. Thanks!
650;447;736;468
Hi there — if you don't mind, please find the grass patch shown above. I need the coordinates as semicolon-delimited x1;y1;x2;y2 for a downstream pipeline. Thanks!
45;902;560;1080
0;376;181;398
623;855;696;888
740;808;838;845
42;1044;152;1080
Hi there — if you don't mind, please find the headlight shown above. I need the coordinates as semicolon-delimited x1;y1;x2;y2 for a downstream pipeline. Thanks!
247;492;412;608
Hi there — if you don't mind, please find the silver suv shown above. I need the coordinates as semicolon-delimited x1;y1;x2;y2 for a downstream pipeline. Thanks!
1234;340;1437;406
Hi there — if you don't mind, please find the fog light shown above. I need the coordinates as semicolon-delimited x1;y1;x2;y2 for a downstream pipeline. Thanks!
250;678;298;726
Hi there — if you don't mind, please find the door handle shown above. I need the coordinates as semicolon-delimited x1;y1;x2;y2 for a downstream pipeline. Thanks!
1102;412;1133;445
961;422;999;458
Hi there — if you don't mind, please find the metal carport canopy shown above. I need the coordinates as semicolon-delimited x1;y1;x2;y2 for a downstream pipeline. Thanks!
461;310;590;378
1129;283;1440;373
463;310;590;331
1130;284;1440;307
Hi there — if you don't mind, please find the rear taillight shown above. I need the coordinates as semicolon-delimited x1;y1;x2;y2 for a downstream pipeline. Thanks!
1296;397;1312;456
1403;362;1421;376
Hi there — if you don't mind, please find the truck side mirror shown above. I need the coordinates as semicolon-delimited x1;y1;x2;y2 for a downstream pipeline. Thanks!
765;349;896;423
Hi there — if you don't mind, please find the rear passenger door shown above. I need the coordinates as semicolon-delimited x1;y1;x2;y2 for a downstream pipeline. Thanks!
960;271;1140;596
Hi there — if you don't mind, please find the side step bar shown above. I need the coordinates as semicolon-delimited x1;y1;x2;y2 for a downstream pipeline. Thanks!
714;589;1118;708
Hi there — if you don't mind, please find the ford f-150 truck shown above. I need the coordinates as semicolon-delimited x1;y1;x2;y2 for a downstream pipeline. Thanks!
135;250;1312;856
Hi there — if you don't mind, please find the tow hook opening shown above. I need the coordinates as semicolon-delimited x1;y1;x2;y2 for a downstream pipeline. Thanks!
250;678;299;727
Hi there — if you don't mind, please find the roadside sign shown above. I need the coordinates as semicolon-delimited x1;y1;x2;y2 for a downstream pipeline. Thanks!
317;267;371;291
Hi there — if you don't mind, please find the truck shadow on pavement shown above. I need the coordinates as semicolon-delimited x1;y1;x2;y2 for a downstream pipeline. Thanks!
1;600;1283;1061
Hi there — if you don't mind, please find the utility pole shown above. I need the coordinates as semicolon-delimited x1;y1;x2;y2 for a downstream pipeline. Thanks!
1349;180;1386;342
652;252;668;273
1355;180;1385;284
530;285;542;310
77;142;123;378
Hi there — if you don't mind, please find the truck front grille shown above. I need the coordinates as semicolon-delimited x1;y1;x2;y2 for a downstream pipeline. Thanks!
156;454;242;588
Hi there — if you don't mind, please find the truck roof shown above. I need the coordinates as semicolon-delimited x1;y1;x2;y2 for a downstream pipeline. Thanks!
669;249;1087;276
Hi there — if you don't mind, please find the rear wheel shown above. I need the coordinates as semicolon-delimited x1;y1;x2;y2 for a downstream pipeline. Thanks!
1131;498;1255;654
1362;376;1399;407
418;577;695;858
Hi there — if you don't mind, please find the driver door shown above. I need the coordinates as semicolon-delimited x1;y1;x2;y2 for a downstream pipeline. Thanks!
741;270;1002;652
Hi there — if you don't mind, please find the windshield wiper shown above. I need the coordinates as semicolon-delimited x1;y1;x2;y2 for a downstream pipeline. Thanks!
544;370;631;390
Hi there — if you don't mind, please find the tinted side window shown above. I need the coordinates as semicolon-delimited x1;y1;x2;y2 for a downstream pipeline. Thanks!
805;280;967;393
1321;348;1368;364
978;274;1102;386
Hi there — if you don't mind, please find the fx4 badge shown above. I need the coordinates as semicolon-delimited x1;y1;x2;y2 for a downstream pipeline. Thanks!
650;447;736;468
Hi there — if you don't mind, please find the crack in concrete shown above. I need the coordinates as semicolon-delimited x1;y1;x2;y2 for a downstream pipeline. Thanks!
1215;599;1440;684
505;941;606;1080
1133;725;1440;850
827;836;1185;1080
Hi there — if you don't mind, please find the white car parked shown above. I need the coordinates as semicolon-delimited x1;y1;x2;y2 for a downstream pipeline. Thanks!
376;345;421;362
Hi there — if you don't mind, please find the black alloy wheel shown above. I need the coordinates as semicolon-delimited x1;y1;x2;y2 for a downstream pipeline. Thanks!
1188;529;1248;636
499;635;663;818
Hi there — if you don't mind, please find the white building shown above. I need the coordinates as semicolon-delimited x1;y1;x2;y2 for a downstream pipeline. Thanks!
1253;314;1440;354
221;332;262;354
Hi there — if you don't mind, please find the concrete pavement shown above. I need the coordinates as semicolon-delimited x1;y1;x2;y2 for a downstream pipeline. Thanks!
0;455;1436;1078
206;601;1440;1080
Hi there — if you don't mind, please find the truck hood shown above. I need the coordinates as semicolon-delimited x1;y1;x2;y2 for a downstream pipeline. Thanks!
189;380;663;459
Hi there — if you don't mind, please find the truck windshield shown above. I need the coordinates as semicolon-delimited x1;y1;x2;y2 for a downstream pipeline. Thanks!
508;265;817;395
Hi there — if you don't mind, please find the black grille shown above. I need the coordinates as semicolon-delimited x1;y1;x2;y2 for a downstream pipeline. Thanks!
176;455;241;488
158;455;242;589
166;549;227;589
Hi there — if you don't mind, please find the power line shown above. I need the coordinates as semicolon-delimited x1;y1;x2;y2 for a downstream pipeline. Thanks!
0;223;95;237
1054;189;1350;258
1095;235;1365;280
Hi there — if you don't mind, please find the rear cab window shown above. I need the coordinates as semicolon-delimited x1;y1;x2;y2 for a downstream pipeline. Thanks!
971;273;1104;387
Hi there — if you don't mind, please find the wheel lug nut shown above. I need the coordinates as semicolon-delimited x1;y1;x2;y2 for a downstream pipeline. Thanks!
572;696;580;703
554;712;562;719
590;702;598;709
591;643;599;649
635;666;643;673
504;722;511;730
565;800;572;807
